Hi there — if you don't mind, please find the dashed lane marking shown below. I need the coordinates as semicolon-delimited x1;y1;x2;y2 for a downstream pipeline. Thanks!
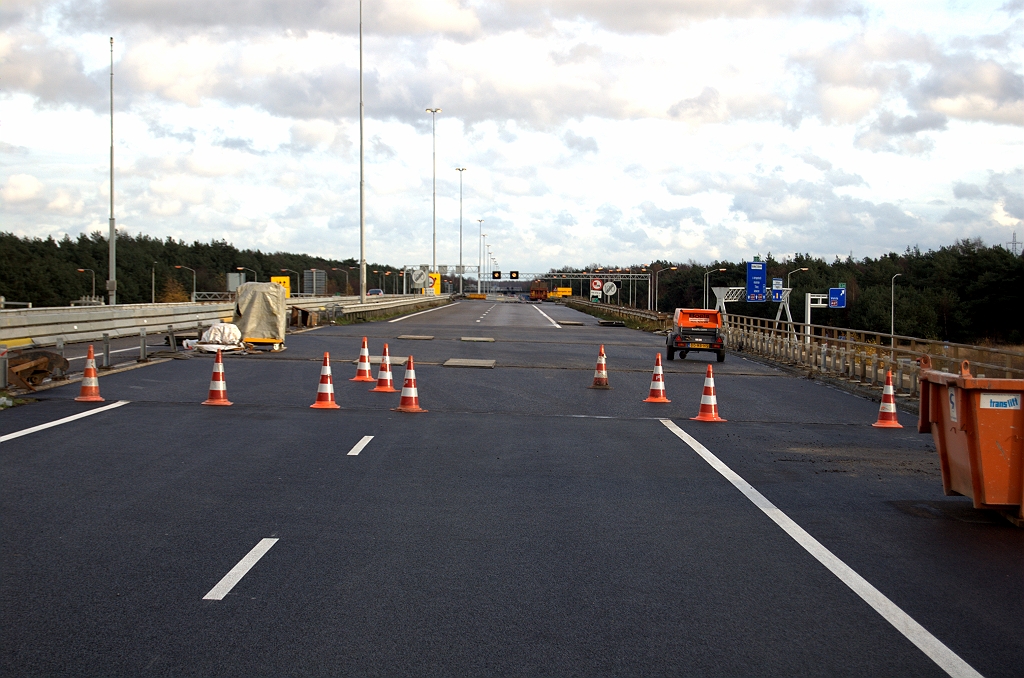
203;538;279;600
0;401;130;443
533;305;562;328
388;302;461;323
660;419;983;678
347;435;374;456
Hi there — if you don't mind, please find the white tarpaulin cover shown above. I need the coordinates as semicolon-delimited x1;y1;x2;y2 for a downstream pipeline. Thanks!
233;282;287;343
201;323;242;345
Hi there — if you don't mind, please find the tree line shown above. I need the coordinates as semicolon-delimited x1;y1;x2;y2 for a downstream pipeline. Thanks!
0;231;403;306
554;239;1023;345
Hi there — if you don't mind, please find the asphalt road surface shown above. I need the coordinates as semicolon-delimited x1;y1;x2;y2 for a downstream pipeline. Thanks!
2;300;1021;677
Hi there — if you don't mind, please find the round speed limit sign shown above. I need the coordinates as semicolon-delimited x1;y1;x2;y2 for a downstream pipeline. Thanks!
590;279;603;291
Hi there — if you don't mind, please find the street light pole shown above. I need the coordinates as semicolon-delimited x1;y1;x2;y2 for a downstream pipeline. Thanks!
477;219;484;293
151;261;157;303
330;267;351;295
174;265;196;302
358;0;366;304
77;268;96;298
456;167;466;294
891;273;902;357
236;266;258;282
108;37;116;306
280;268;301;296
703;267;727;309
426;107;442;274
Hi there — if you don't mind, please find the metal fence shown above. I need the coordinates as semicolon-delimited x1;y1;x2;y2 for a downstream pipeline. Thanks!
724;314;1024;394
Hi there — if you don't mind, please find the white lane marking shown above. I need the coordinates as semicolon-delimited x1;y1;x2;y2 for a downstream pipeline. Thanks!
476;303;496;323
347;435;374;456
0;400;130;443
533;305;562;328
388;302;461;323
203;538;279;600
659;419;983;678
67;347;141;361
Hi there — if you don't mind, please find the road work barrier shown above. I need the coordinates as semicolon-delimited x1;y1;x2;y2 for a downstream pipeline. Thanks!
310;352;340;409
589;345;611;389
918;356;1023;525
643;353;670;403
202;350;232;406
691;365;725;422
0;295;451;350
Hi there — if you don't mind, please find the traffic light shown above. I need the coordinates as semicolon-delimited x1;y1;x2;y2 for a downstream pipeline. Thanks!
510;271;519;279
492;271;501;279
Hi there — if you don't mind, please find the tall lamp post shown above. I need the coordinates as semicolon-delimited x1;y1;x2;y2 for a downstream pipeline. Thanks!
331;267;354;295
358;0;366;303
477;219;484;293
455;167;466;294
426;107;442;274
787;266;809;289
151;261;157;303
108;37;117;305
236;266;258;282
77;268;96;299
654;266;677;313
280;268;301;296
703;267;727;309
891;273;902;357
174;265;196;302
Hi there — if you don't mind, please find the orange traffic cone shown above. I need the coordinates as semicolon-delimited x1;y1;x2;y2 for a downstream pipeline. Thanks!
691;364;726;422
311;352;341;409
393;355;427;413
589;344;611;389
370;343;399;393
351;336;375;382
202;350;233;406
643;353;671;403
872;370;903;428
75;344;104;402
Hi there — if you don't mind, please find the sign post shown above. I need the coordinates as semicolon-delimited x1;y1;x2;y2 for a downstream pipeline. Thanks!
746;262;766;302
590;278;603;303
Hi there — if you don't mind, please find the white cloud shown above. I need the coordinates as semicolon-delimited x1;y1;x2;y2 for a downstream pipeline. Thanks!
0;1;1020;272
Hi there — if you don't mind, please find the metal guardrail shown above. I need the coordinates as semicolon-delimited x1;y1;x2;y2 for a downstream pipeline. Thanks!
0;295;451;349
724;314;1024;393
564;298;670;326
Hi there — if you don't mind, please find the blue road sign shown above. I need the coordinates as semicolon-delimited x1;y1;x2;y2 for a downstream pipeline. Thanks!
829;287;847;308
746;262;767;302
771;277;784;302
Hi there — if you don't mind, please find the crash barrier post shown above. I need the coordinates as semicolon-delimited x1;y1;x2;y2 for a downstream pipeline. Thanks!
1;345;7;389
167;325;178;353
102;333;111;369
54;337;65;378
918;355;1023;525
139;328;148;363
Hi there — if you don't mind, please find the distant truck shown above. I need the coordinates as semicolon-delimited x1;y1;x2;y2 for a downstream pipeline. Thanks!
666;308;725;362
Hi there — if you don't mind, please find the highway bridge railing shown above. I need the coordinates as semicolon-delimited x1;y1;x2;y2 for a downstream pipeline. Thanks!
0;294;451;350
723;314;1024;395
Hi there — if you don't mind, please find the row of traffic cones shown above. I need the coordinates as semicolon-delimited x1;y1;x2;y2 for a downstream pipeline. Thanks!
70;340;900;428
588;345;901;427
201;337;428;413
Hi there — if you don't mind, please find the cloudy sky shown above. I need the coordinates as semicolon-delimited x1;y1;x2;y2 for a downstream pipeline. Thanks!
2;0;1022;274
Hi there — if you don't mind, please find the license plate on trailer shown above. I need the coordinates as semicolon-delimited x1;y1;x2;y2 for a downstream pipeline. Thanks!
690;343;710;349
